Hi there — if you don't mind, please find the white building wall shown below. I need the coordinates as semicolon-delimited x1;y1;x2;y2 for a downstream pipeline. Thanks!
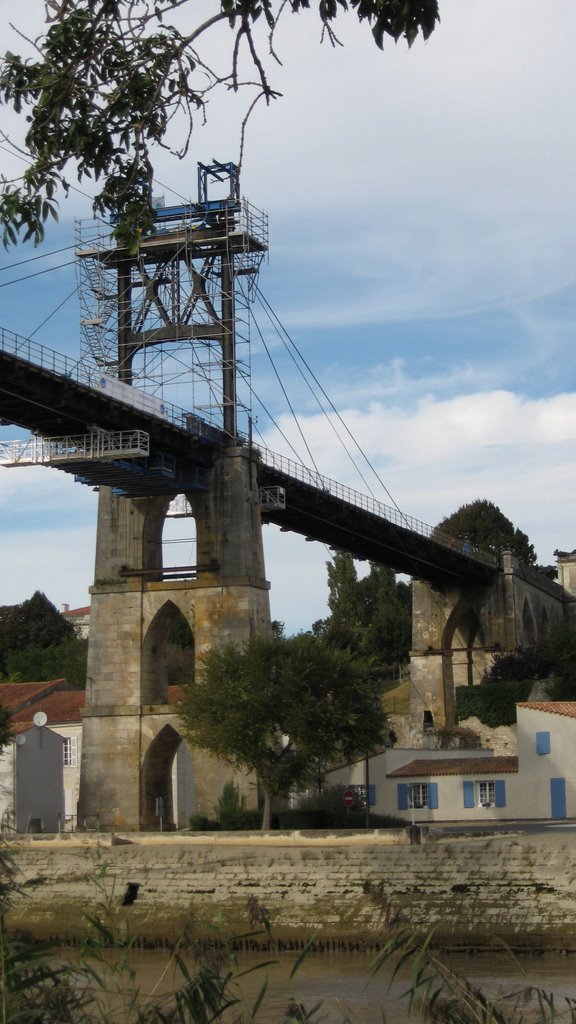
327;748;495;819
379;773;521;824
516;706;576;819
0;745;15;833
56;723;83;824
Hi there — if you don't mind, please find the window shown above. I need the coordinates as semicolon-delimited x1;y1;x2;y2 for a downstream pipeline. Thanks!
463;779;506;809
398;781;438;811
409;783;429;809
63;736;78;768
478;781;496;807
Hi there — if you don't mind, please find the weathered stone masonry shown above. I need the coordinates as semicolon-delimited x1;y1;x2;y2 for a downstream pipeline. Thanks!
8;833;576;951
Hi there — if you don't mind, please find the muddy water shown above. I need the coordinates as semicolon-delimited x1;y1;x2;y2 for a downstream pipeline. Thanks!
85;948;576;1022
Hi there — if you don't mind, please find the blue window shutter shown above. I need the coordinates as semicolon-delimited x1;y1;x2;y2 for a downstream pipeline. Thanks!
536;731;551;755
428;782;439;809
495;780;506;807
397;783;409;811
368;784;376;807
463;781;475;808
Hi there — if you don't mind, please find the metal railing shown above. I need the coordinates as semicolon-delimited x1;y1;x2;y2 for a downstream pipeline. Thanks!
0;430;150;466
255;446;498;569
0;325;497;569
0;326;191;432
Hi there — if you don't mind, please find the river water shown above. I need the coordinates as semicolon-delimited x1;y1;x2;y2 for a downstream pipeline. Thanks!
90;948;576;1022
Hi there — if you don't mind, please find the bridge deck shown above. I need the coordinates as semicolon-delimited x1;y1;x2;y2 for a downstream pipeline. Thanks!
0;330;498;587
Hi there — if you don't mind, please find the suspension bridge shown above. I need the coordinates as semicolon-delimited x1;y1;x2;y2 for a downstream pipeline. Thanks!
0;161;560;830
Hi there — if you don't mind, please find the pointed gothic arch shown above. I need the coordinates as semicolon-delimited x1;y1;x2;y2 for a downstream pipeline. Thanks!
141;600;195;704
141;723;183;829
443;598;487;688
522;597;537;647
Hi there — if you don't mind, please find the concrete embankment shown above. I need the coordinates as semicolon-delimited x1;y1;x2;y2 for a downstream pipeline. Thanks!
5;829;576;951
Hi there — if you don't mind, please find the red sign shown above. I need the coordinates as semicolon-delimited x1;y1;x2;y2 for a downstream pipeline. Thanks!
343;788;354;808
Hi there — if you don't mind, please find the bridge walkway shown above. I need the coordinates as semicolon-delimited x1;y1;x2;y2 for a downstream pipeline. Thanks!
0;328;498;587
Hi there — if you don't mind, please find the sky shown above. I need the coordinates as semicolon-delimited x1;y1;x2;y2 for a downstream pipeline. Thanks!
1;1;576;633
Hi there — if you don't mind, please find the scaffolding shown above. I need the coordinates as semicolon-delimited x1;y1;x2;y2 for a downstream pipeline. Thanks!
0;430;150;466
75;162;268;439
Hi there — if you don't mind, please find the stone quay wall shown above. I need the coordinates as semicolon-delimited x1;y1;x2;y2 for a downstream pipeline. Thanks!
6;830;576;951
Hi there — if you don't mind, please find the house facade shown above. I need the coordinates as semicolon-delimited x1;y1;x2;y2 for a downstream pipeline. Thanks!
328;702;576;824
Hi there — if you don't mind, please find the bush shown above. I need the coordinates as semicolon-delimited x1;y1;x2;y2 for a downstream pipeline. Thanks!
276;807;329;829
217;781;262;830
188;814;218;831
456;680;533;727
288;786;405;830
485;646;552;683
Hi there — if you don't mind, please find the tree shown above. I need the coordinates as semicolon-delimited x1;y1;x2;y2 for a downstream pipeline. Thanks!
314;552;411;675
179;632;388;828
436;499;537;566
360;562;412;672
315;551;365;652
0;0;440;247
0;591;76;676
4;638;88;688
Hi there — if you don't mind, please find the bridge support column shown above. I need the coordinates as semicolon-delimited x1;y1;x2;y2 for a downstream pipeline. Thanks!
78;446;270;831
409;555;567;737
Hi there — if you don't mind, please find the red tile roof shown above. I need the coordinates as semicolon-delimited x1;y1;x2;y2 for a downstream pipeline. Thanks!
0;680;66;712
62;606;90;617
0;682;184;727
387;756;518;778
10;690;86;728
517;702;576;718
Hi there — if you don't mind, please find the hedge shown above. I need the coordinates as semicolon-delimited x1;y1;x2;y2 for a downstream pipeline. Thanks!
455;679;533;727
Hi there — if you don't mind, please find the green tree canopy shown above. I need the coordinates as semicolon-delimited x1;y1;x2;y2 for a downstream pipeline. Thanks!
0;591;76;676
314;552;411;674
0;0;439;247
4;639;88;688
436;499;537;566
179;632;388;828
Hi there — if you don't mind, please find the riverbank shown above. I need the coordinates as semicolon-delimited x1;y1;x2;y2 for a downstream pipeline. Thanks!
5;828;576;951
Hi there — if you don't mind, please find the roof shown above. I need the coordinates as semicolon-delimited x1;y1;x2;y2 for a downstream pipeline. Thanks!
0;680;66;713
62;606;90;617
387;756;519;778
2;683;184;728
517;702;576;719
10;690;86;729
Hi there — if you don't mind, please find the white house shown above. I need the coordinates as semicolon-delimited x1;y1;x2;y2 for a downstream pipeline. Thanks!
514;701;576;819
328;702;576;824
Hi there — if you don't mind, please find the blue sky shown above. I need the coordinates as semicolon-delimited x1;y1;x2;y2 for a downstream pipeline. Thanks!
1;1;576;632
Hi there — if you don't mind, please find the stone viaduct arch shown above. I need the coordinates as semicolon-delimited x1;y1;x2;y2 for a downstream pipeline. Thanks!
409;552;568;732
78;446;270;830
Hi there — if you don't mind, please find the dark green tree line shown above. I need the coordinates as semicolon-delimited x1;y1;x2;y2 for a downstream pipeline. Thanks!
0;591;87;686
